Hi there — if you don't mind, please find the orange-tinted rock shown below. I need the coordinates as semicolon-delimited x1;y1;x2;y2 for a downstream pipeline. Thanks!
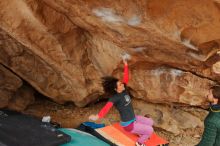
0;64;22;108
8;84;35;111
0;0;219;108
116;64;214;107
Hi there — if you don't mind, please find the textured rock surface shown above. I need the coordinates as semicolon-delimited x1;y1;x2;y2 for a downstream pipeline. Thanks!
114;64;214;107
8;84;35;111
0;0;219;107
0;64;34;111
0;0;220;141
0;64;22;108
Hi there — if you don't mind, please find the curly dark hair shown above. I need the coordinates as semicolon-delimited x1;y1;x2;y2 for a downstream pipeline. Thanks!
210;85;220;104
101;76;119;95
211;86;220;98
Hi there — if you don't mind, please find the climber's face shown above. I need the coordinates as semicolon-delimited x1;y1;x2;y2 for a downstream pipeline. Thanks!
116;81;125;93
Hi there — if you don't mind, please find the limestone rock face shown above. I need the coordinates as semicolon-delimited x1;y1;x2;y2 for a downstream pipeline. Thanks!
132;100;206;135
0;64;35;111
0;0;220;108
115;65;213;107
0;64;22;108
8;84;35;111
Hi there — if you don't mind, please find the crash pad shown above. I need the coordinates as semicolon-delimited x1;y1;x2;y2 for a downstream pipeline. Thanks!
0;109;70;146
59;128;110;146
96;123;169;146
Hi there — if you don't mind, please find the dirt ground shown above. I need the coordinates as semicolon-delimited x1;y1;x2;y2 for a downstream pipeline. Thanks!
24;98;202;146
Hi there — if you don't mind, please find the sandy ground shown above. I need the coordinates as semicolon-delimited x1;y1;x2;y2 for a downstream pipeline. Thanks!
24;98;202;146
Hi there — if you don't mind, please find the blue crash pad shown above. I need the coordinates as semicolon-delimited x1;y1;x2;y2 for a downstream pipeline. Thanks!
59;128;110;146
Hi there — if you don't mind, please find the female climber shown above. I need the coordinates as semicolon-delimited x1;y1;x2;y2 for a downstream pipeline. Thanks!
89;58;154;146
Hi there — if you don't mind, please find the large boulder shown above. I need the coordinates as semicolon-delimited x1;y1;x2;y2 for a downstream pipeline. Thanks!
8;84;35;111
0;0;219;108
0;64;22;108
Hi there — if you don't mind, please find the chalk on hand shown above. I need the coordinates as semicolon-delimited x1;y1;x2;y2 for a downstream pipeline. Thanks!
121;52;131;61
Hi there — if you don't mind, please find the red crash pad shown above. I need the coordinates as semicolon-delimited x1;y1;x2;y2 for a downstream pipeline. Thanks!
96;123;169;146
